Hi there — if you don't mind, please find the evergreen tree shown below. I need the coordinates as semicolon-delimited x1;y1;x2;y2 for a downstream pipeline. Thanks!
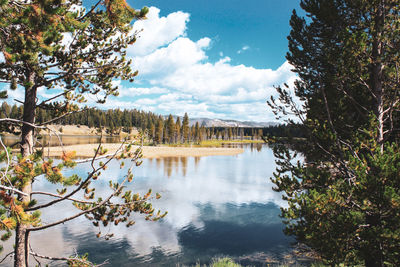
228;128;232;140
0;1;168;266
269;1;400;266
166;114;175;143
194;122;200;143
182;113;190;143
149;122;155;142
155;117;164;145
175;117;181;143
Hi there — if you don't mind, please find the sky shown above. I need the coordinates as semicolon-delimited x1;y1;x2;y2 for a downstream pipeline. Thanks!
3;0;303;122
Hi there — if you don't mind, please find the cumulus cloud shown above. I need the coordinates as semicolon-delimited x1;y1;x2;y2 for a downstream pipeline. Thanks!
133;37;210;76
0;6;297;122
117;7;297;121
127;7;190;57
118;86;169;97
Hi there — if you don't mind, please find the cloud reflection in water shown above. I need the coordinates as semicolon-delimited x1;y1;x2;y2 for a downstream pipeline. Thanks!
1;144;292;266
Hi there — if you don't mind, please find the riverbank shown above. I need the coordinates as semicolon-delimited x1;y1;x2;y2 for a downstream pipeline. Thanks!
168;139;265;147
41;143;244;158
1;124;137;137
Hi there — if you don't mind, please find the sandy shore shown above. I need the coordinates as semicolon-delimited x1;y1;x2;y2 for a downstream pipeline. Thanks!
41;143;244;158
36;124;139;136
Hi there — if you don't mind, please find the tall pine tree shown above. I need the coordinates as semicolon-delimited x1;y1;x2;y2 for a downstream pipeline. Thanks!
0;1;167;266
269;1;400;266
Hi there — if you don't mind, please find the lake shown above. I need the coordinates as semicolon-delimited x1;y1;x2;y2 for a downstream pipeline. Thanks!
1;144;308;266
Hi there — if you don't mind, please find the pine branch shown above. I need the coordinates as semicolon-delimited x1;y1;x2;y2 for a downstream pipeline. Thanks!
28;151;141;232
29;250;108;267
26;141;128;212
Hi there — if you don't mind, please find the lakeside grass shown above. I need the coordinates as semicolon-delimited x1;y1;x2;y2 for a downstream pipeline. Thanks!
190;258;242;267
192;257;330;267
189;258;329;267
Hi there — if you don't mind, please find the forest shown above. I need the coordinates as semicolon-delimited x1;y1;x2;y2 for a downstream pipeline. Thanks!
1;102;304;144
1;0;399;266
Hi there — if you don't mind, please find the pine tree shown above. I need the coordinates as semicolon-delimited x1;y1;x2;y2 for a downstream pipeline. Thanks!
166;114;175;143
155;117;164;145
175;117;181;143
228;128;232;140
182;113;190;143
194;122;200;143
0;1;168;266
269;1;400;266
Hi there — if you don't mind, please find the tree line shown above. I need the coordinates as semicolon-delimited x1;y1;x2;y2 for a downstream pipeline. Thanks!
1;102;303;144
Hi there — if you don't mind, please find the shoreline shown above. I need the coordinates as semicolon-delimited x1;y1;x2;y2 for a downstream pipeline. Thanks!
38;143;244;158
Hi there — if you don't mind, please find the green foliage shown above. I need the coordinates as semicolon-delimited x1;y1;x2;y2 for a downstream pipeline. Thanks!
0;143;166;262
192;258;243;267
0;0;147;116
0;0;165;265
269;0;400;266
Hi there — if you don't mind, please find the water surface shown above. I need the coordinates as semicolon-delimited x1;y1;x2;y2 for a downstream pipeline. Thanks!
1;144;303;266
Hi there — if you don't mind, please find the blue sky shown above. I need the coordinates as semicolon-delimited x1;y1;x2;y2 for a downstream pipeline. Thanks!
130;0;301;69
4;0;303;122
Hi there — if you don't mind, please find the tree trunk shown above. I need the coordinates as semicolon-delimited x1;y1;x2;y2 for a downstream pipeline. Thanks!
363;5;385;267
364;214;384;267
371;1;385;152
14;71;37;267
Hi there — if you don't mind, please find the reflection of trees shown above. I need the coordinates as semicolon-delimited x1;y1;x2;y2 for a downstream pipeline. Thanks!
250;143;263;152
194;157;201;170
5;145;286;266
180;157;187;177
256;144;262;152
173;157;179;175
164;158;173;177
162;157;189;178
156;158;161;169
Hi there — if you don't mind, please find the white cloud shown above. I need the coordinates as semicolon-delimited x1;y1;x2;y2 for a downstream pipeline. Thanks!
133;37;209;76
134;98;157;105
237;45;250;54
117;8;298;122
128;7;190;57
1;7;298;122
158;58;289;97
119;86;169;97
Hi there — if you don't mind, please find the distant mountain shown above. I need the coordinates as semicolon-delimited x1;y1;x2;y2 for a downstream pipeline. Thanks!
188;118;280;128
163;115;280;128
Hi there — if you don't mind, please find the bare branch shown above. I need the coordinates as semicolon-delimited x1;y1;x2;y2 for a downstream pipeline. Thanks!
29;250;108;267
0;136;13;186
30;191;93;204
36;89;74;107
0;118;46;130
78;0;103;21
0;251;14;264
38;111;77;126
